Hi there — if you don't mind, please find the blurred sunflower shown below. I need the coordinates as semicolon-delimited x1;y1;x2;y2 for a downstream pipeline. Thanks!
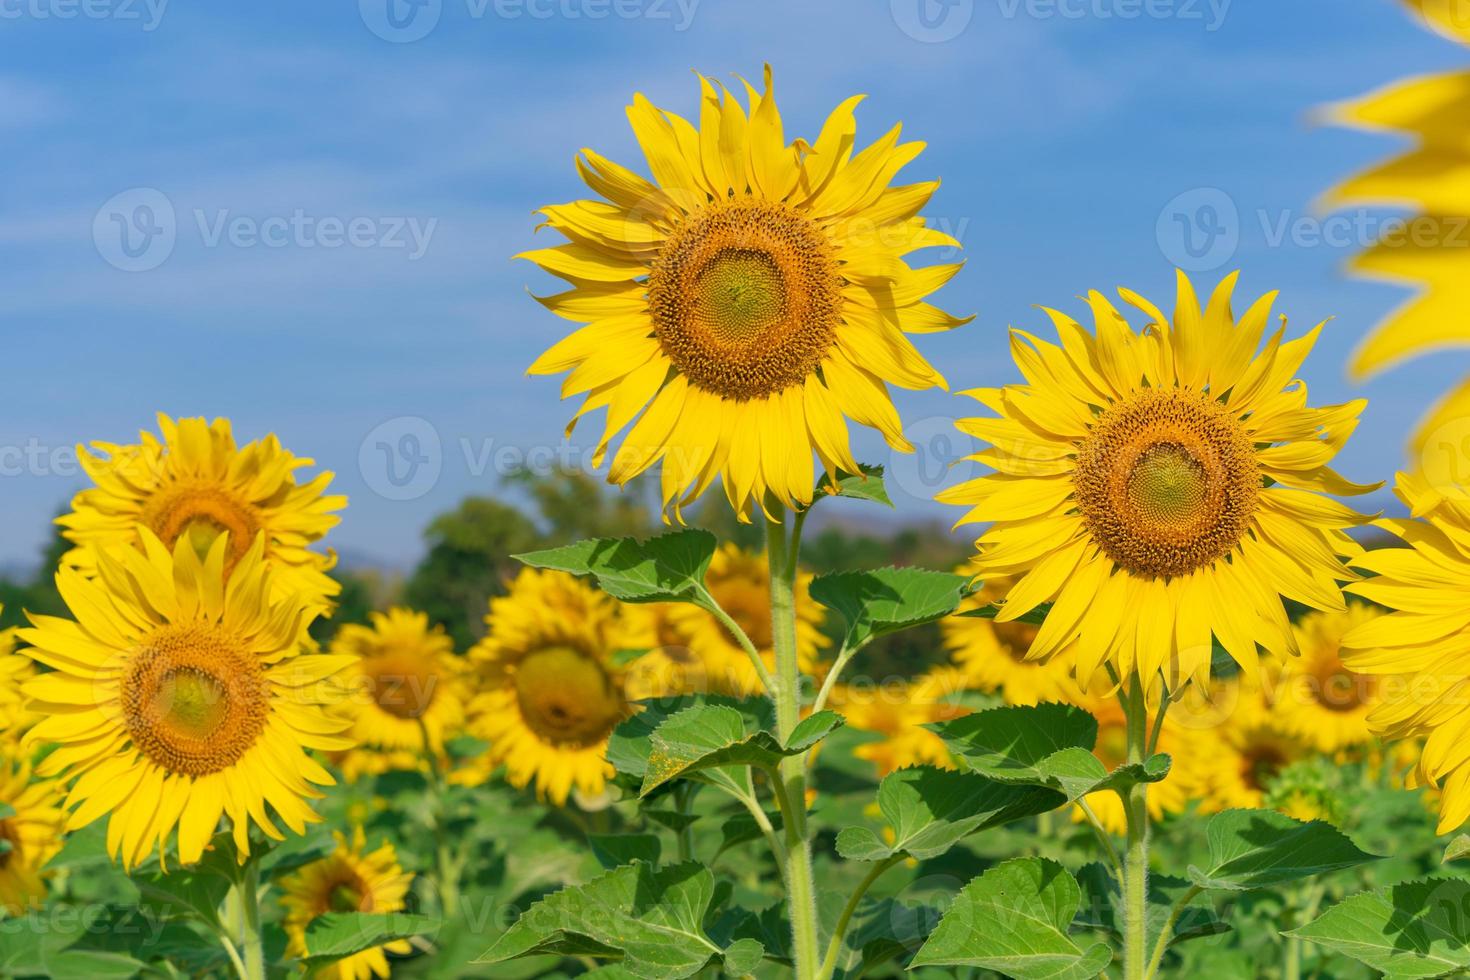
1341;471;1470;831
667;543;828;696
1323;0;1470;448
19;531;354;869
1196;692;1304;812
621;602;710;700
0;616;40;742
280;827;414;980
1274;604;1384;753
831;668;970;778
942;574;1077;705
0;752;65;914
1070;692;1204;835
59;414;345;607
939;272;1375;695
465;569;638;805
522;65;968;520
332;608;466;757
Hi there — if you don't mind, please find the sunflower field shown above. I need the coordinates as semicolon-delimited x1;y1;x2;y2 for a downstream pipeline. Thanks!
10;3;1470;979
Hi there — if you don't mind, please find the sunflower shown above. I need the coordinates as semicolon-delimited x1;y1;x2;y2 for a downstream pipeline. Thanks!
18;530;354;869
621;602;710;700
59;414;345;607
0;751;65;914
1273;604;1384;753
1340;470;1470;832
831;668;970;778
1195;687;1305;812
332;608;466;758
938;271;1375;695
0;617;40;742
666;543;828;696
521;65;969;520
1070;692;1204;836
942;574;1078;705
1323;0;1470;448
464;569;639;805
280;827;414;980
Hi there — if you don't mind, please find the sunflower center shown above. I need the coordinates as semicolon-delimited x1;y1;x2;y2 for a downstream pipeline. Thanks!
1074;388;1260;578
514;645;624;748
122;623;269;777
327;877;371;914
1243;744;1287;792
363;651;439;721
1311;656;1369;713
650;199;842;400
140;482;262;574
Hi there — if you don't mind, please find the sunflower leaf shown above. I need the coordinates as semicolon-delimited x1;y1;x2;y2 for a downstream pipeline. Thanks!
911;858;1113;978
640;704;843;797
1186;809;1381;891
609;696;774;781
590;834;662;870
476;861;759;980
301;913;441;967
810;566;975;650
956;601;1052;625
836;766;1064;862
1287;877;1470;979
808;464;893;509
1443;835;1470;864
513;529;717;604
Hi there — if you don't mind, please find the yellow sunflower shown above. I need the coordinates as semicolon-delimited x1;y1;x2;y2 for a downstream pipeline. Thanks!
521;66;969;520
0;751;65;914
1070;692;1204;836
1340;470;1470;831
280;827;414;980
59;414;345;607
332;608;466;757
831;668;970;778
942;574;1078;705
1273;604;1384;753
666;543;828;696
464;569;638;805
938;271;1375;695
1323;0;1470;448
621;601;710;700
19;530;354;869
0;617;40;742
1195;690;1305;812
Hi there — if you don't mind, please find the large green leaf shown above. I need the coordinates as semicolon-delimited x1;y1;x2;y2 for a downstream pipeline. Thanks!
912;858;1111;979
608;696;774;781
807;464;893;509
590;834;662;870
1187;809;1380;891
477;861;758;980
932;702;1170;802
1289;878;1470;979
836;766;1064;862
302;913;441;968
641;704;842;797
810;566;975;650
514;529;717;604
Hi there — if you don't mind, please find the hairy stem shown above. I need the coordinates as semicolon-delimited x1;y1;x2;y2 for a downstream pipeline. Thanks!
237;856;266;980
1122;674;1150;980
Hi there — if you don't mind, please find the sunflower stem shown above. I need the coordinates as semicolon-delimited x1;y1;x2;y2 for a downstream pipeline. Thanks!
766;505;822;980
418;718;462;920
1121;673;1150;980
237;854;267;980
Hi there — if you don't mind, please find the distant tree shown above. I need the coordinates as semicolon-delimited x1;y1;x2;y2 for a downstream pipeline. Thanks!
309;567;399;644
504;466;653;542
0;519;68;630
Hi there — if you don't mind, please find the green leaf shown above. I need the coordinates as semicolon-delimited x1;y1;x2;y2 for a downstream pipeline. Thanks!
1443;835;1470;864
608;696;774;781
477;861;758;980
1289;878;1470;979
957;601;1052;625
835;766;1064;862
912;858;1112;979
514;529;717;604
808;464;892;508
810;567;975;650
590;834;662;870
1074;863;1228;954
716;809;783;859
1187;809;1380;891
641;704;842;797
302;913;441;967
932;702;1171;802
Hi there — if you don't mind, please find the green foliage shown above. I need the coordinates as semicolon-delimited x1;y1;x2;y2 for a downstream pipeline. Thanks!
640;703;843;796
1074;863;1230;954
302;913;442;968
1289;878;1470;978
516;529;718;605
809;566;974;652
1187;809;1380;891
912;858;1112;978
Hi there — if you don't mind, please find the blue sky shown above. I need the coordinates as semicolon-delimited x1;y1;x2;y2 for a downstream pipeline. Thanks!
1;0;1463;570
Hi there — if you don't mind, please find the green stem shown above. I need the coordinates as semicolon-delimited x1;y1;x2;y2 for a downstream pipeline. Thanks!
767;506;821;980
1075;799;1123;877
238;857;266;980
816;856;901;980
1121;674;1150;980
705;599;778;694
419;719;461;919
674;783;696;863
1143;884;1202;980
